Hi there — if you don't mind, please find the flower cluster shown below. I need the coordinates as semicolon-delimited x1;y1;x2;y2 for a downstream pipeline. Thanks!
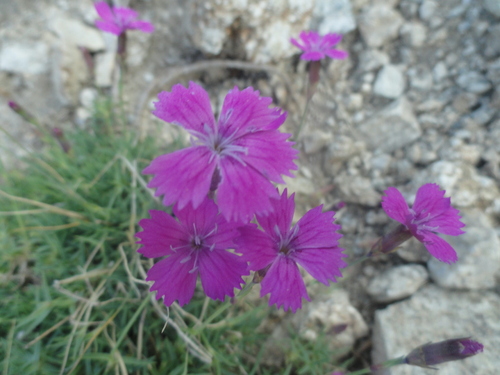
136;81;347;311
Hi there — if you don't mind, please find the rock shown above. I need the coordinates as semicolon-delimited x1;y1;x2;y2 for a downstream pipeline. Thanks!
302;130;334;154
484;24;500;58
419;0;438;22
50;15;105;52
358;49;390;72
291;288;369;353
79;88;97;109
335;174;381;206
373;65;405;99
400;22;427;47
411;160;499;208
456;71;492;94
396;237;431;263
452;92;478;114
356;97;422;153
373;285;500;375
483;0;500;17
0;41;49;75
367;265;428;303
428;209;500;290
408;66;433;91
432;61;448;82
358;5;404;48
327;135;366;163
313;0;357;35
189;0;313;62
94;52;115;87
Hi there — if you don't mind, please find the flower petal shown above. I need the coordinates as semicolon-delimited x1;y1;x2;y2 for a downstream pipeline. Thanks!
143;146;217;210
95;20;122;35
426;208;465;236
173;197;219;236
300;51;324;61
235;130;298;184
381;187;411;224
217;157;280;222
94;1;114;22
127;20;154;33
114;7;138;23
422;232;458;263
198;249;248;301
325;49;349;60
146;254;198;306
290;37;306;51
256;189;295;239
293;248;346;285
153;82;216;135
413;183;450;216
136;210;186;258
260;256;310;313
218;86;287;137
235;224;278;271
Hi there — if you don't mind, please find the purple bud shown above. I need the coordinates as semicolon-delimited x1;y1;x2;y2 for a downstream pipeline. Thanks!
8;101;21;111
405;338;484;368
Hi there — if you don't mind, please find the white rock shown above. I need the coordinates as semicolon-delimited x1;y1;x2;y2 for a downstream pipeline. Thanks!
356;97;422;153
373;65;405;99
313;0;357;35
483;0;500;17
428;209;500;290
358;5;404;47
94;52;115;87
433;61;448;82
0;41;49;75
335;174;381;206
79;88;97;109
419;0;438;21
358;49;390;72
303;130;334;154
400;22;427;47
51;16;105;52
408;67;433;91
367;265;428;303
373;285;500;375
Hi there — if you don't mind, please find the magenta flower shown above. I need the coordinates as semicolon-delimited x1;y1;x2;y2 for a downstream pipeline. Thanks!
291;31;348;61
94;1;154;36
381;183;465;263
235;189;347;312
144;82;298;223
136;198;248;306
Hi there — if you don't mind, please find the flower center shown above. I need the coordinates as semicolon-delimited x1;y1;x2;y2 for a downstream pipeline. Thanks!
275;224;300;256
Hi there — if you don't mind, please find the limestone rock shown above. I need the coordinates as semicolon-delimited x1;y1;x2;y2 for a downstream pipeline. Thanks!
0;41;49;75
358;5;404;48
373;65;405;99
367;265;428;303
51;15;105;52
313;0;357;35
335;174;381;207
373;285;500;375
428;209;500;290
356;97;422;153
456;71;492;94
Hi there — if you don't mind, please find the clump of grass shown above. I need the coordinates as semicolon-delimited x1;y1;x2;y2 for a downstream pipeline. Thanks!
0;97;344;374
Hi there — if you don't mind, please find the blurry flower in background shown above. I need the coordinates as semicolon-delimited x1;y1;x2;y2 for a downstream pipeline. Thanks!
236;189;347;312
291;31;348;61
381;183;465;263
136;198;248;306
94;1;154;36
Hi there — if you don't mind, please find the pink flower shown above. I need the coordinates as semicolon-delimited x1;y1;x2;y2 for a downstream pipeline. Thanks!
381;183;465;263
144;82;298;223
291;31;348;61
235;189;347;312
136;198;248;306
94;1;154;35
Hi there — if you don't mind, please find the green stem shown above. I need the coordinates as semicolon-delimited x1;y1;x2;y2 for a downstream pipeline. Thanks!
346;356;406;375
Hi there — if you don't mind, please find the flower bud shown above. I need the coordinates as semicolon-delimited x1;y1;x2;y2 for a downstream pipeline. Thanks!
367;223;412;257
405;338;483;369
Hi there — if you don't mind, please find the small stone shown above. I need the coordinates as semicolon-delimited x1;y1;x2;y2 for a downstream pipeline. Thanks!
367;265;428;303
314;0;357;35
400;21;427;47
433;61;448;82
358;5;404;48
419;0;438;21
356;97;422;153
373;65;406;99
365;209;389;225
51;16;105;52
345;93;364;111
94;52;115;87
452;92;478;114
327;135;366;163
485;24;500;58
428;209;500;290
335;174;381;206
358;49;390;72
0;41;49;75
79;88;97;109
408;66;433;91
302;130;334;154
483;0;500;17
397;237;431;262
456;71;492;94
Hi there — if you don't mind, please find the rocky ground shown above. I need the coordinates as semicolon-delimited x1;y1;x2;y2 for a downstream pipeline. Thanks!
1;0;499;374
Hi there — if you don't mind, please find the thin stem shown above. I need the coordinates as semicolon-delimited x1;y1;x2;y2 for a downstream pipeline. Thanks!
346;356;406;375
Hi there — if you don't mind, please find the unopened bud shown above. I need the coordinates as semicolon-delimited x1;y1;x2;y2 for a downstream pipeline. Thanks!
8;101;21;111
405;338;483;369
367;223;412;258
